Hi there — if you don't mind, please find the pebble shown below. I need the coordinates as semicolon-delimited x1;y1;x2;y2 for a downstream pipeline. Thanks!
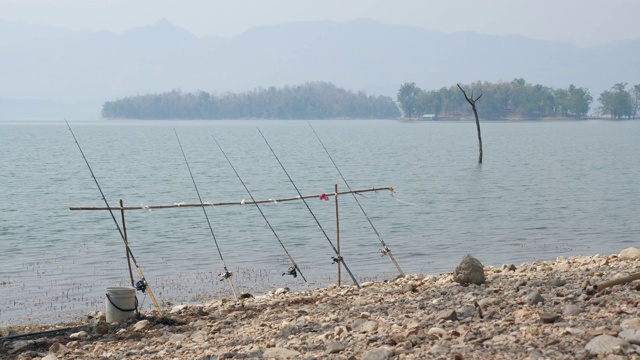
6;249;640;359
133;319;150;331
563;304;583;316
326;341;346;354
68;330;89;340
262;347;300;359
362;346;393;360
525;290;544;305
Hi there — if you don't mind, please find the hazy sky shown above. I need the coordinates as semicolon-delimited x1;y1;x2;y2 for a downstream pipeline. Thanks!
2;0;640;47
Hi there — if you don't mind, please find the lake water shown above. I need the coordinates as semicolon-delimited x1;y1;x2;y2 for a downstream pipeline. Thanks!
1;119;638;326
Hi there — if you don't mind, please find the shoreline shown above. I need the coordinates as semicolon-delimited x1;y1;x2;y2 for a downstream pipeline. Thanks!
3;249;640;359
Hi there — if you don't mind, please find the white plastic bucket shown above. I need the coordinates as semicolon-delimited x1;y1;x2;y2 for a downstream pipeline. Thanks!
105;286;137;323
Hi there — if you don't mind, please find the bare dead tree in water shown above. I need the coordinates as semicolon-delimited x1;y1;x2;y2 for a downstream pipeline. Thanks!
457;84;483;164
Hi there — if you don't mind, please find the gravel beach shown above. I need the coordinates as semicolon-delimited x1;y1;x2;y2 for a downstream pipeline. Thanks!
3;248;640;359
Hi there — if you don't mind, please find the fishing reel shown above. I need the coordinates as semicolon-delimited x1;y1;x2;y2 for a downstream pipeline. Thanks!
331;256;343;264
282;266;298;278
218;270;233;282
135;278;148;293
380;246;391;257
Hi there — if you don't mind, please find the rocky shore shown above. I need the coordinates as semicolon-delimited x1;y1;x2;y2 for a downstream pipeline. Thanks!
3;248;640;359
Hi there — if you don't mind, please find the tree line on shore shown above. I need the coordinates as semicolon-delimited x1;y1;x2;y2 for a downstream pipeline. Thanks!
101;80;640;120
398;79;640;120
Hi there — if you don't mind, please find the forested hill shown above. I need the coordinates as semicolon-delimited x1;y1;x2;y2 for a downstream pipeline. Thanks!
101;82;400;120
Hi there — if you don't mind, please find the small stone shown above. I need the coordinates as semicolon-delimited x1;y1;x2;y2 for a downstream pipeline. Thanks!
563;304;583;316
274;287;289;295
477;297;500;308
69;330;89;340
190;330;206;342
334;325;348;336
238;292;253;299
326;341;346;354
427;327;446;336
525;290;544;305
49;342;69;354
86;310;102;319
549;278;567;287
362;346;393;360
94;322;109;335
133;319;150;331
192;319;206;328
600;355;628;360
457;305;477;319
401;283;417;293
428;344;449;356
168;333;187;343
505;264;517;271
436;309;458;322
621;318;640;329
361;281;375;288
539;312;561;324
262;347;300;359
41;354;58;360
170;304;188;314
352;319;378;332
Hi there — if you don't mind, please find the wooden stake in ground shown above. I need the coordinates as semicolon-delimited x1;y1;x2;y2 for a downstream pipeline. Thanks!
457;84;484;164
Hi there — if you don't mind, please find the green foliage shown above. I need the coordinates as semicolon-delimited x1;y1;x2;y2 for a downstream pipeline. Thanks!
396;79;593;119
597;82;640;119
396;82;421;118
598;83;633;119
101;82;400;120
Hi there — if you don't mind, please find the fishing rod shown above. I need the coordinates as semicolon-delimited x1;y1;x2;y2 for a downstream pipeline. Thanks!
65;120;163;314
309;123;405;276
211;135;308;282
174;130;238;300
257;128;361;288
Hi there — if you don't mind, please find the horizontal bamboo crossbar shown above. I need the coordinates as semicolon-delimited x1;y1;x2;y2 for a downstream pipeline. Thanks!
70;186;395;211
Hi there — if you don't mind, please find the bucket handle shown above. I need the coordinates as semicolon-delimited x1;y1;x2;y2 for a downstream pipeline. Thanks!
105;293;139;313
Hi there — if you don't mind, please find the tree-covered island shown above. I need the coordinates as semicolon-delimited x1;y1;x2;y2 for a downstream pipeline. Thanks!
102;80;640;120
101;82;400;120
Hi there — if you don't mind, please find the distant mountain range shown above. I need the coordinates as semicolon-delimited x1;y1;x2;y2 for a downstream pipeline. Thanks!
1;18;639;120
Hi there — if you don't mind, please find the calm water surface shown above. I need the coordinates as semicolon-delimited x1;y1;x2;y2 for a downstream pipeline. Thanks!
1;119;638;325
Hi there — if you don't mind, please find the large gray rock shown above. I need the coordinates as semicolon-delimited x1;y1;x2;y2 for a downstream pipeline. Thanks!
585;334;630;355
454;254;486;285
620;247;640;261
